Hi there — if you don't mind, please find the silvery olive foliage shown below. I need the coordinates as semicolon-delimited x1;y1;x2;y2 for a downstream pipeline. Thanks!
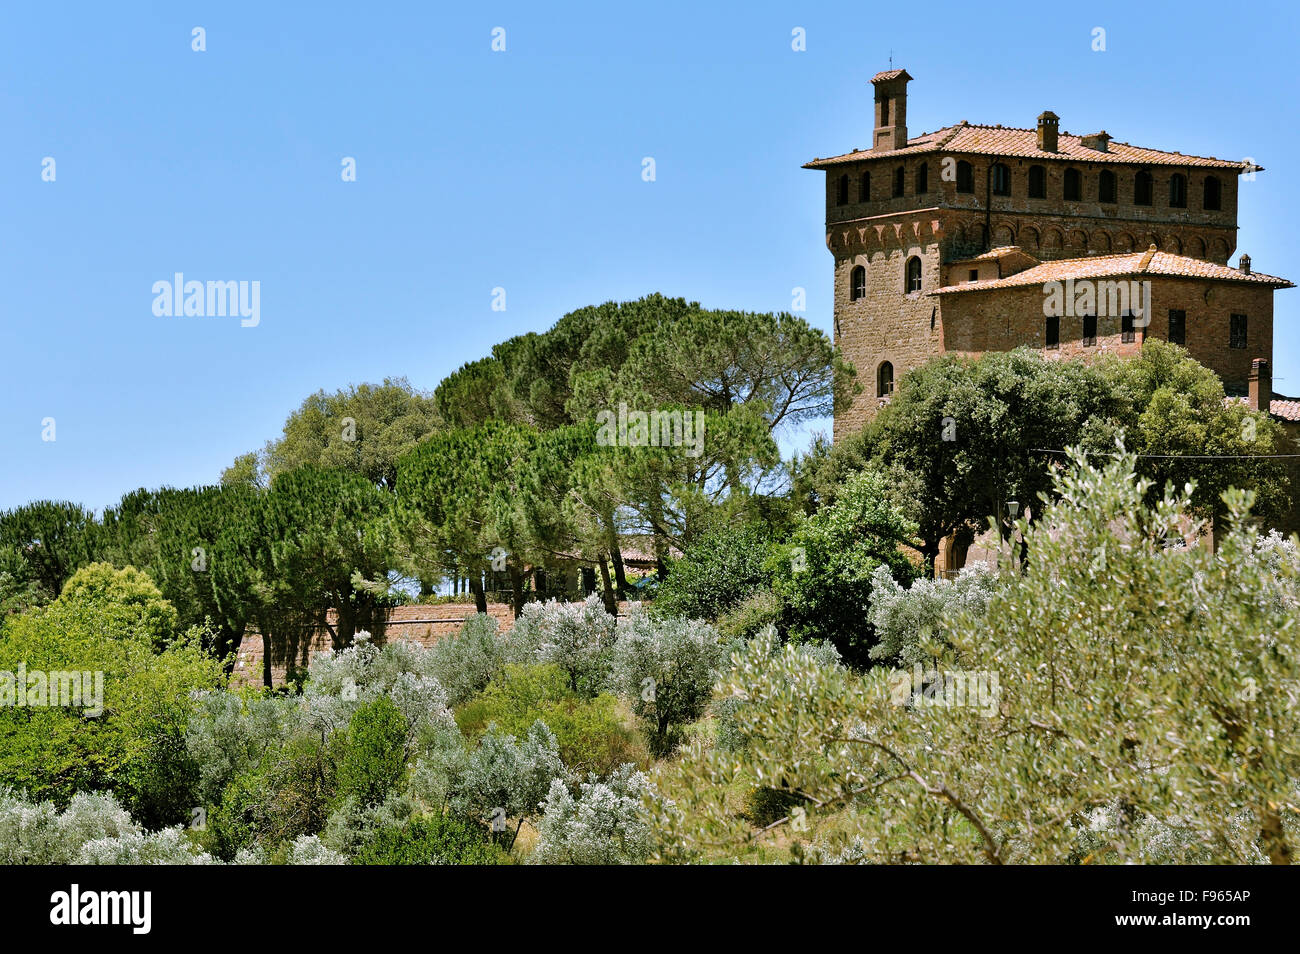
0;788;136;864
609;608;725;754
0;787;216;864
529;764;655;865
185;691;300;805
455;720;566;848
322;792;415;857
426;612;511;706
301;632;457;743
284;834;349;865
711;626;843;754
77;827;216;865
653;448;1300;864
866;561;1001;667
513;595;618;695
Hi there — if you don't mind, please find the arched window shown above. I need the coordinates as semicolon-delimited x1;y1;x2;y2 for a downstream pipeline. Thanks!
1169;173;1187;208
916;163;928;194
1134;170;1153;206
991;162;1011;196
877;361;895;397
1028;165;1046;199
836;174;849;206
956;160;975;194
1098;169;1116;203
850;265;866;301
905;255;922;293
859;171;871;202
1064;167;1082;201
893;165;906;197
1203;175;1222;211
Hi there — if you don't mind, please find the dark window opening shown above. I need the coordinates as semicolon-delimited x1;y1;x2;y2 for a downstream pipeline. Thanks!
1046;315;1060;350
1204;175;1222;211
1028;165;1046;199
850;265;866;301
916;163;928;194
1230;313;1247;349
1121;312;1135;343
1064;167;1082;201
1168;309;1186;346
877;361;894;397
859;171;871;202
893;165;905;197
836;174;849;206
1134;171;1153;206
956;160;975;194
906;256;922;293
1099;169;1116;203
1082;314;1097;347
1169;173;1187;208
991;163;1011;196
968;269;979;282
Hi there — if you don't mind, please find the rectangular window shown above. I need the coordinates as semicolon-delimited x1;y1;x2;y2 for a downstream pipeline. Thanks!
1121;312;1135;343
1230;313;1247;349
1045;315;1060;350
1168;309;1186;345
1082;314;1097;347
968;269;979;282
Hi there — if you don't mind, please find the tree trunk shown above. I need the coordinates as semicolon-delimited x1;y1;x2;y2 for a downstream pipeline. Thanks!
611;545;629;599
262;630;273;689
468;573;488;614
596;554;617;615
508;562;526;619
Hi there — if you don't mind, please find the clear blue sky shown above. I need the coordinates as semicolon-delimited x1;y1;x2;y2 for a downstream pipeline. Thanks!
3;0;1297;512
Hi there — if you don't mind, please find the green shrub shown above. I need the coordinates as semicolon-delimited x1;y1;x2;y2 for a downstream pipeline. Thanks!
354;812;506;865
456;664;646;775
0;573;223;811
333;696;408;809
766;468;917;667
741;786;808;828
653;524;773;622
609;610;725;757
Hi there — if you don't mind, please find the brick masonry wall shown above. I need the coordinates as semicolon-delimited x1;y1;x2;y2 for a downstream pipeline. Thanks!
825;154;1240;262
938;277;1275;394
231;600;639;688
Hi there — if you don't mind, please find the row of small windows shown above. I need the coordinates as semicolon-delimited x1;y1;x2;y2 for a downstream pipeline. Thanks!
849;257;922;300
837;165;1223;210
1043;310;1245;349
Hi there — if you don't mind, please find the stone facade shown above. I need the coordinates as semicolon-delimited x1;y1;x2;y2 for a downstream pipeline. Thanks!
806;69;1287;439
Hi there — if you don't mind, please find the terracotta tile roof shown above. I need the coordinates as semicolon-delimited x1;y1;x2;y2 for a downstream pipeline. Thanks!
805;121;1259;171
932;249;1293;294
872;68;912;83
1268;398;1300;422
1225;395;1300;422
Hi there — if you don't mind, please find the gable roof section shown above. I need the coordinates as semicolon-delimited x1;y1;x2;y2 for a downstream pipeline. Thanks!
931;249;1293;295
805;121;1258;172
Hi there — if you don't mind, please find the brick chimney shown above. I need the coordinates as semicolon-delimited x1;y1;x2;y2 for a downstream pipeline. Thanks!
871;69;912;152
1239;253;1252;275
1080;131;1111;152
1037;111;1059;152
1249;358;1271;413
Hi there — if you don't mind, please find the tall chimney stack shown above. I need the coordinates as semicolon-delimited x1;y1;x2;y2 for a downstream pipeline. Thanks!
871;69;912;152
1037;111;1059;152
1249;358;1272;413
